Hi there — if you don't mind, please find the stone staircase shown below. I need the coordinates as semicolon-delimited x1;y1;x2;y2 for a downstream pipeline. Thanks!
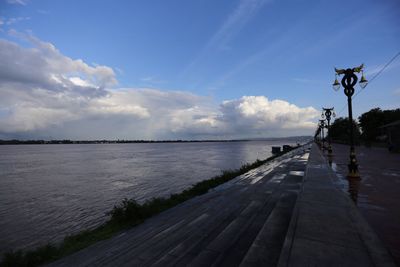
48;144;396;267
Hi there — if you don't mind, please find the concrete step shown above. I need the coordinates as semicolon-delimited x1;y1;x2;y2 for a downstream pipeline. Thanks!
46;146;311;267
239;190;298;267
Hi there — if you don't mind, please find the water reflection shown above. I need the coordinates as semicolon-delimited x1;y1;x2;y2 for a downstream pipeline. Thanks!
328;144;400;264
347;177;361;204
330;161;360;204
328;155;333;166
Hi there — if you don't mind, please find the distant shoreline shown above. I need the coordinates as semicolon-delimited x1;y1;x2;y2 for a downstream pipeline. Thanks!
0;137;311;145
0;139;247;145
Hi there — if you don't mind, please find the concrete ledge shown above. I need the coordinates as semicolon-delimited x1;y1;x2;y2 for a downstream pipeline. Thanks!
278;143;396;267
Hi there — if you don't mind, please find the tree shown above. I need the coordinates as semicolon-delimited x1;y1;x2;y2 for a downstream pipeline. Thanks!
328;117;361;144
358;108;400;143
358;108;384;142
383;108;400;124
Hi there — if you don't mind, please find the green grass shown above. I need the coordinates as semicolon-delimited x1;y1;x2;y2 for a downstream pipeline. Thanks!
0;146;298;267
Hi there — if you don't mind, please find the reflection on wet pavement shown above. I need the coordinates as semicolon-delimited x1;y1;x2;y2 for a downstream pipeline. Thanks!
289;171;305;176
347;177;360;204
325;143;400;265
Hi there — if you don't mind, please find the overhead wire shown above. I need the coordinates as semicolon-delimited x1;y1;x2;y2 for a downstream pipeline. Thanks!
353;51;400;99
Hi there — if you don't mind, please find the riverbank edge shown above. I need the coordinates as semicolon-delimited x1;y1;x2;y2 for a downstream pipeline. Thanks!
0;144;305;267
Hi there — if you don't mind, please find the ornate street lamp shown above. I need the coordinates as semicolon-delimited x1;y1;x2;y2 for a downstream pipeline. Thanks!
333;64;368;178
319;119;326;151
321;107;335;157
314;126;321;146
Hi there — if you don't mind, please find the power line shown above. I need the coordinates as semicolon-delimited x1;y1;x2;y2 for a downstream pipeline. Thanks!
353;51;400;99
334;51;400;117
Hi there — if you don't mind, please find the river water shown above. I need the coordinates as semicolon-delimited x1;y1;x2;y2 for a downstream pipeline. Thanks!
0;140;295;255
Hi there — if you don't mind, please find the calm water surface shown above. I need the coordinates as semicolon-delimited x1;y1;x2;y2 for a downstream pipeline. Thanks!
0;140;294;254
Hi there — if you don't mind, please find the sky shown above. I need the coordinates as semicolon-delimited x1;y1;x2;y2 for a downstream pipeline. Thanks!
0;0;399;140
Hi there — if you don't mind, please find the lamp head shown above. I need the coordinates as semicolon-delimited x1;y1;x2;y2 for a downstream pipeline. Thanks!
332;74;340;91
359;71;368;89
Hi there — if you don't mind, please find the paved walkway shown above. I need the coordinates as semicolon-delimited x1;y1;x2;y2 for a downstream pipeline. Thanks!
48;144;395;266
278;144;396;267
328;143;400;265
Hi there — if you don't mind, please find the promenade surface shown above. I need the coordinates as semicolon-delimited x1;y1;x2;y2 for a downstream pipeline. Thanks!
329;143;400;265
48;144;395;267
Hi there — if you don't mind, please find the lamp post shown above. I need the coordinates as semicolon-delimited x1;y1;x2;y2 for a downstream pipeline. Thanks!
314;126;322;146
321;107;335;157
333;64;368;178
314;127;320;143
319;119;326;151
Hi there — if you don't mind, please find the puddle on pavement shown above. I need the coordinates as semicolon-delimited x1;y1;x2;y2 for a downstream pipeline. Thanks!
330;162;338;172
299;153;310;161
309;163;328;169
327;144;400;264
269;174;286;183
289;171;304;176
382;172;400;177
329;160;367;205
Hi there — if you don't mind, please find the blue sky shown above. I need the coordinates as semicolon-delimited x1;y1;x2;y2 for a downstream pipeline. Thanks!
0;0;399;139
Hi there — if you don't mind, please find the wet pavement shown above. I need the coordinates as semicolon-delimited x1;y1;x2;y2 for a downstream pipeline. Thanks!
325;143;400;266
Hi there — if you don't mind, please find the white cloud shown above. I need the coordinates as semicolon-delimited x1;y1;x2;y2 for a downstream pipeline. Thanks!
3;30;117;89
68;76;94;87
0;33;318;139
219;96;317;132
6;0;27;5
4;17;30;25
140;76;166;85
207;0;268;50
181;0;270;78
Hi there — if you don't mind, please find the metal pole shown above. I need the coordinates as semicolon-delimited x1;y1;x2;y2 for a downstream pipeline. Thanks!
321;123;325;151
347;95;358;177
334;64;366;178
319;120;325;151
322;107;334;156
341;69;359;178
327;118;332;153
347;96;354;149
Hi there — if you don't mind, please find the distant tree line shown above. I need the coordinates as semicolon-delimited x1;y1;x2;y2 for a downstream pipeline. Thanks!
328;108;400;145
0;136;312;145
0;139;250;145
328;117;361;144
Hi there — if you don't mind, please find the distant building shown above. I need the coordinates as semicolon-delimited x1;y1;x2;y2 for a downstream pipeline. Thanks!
380;120;400;152
282;145;292;152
